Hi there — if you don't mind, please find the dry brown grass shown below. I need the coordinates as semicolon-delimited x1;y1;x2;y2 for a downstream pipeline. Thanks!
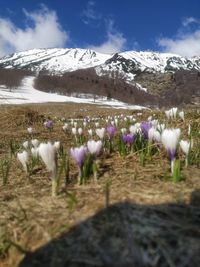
0;103;200;267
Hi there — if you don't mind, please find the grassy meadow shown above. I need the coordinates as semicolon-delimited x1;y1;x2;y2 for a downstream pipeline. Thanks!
0;103;200;267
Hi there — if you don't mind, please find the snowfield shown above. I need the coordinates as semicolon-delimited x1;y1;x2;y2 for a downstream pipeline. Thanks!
0;76;145;110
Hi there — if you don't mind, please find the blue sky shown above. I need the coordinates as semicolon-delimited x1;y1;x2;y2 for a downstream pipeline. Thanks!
0;0;200;57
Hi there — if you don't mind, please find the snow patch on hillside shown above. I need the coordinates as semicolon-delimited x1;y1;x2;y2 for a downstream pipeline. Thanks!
0;76;145;110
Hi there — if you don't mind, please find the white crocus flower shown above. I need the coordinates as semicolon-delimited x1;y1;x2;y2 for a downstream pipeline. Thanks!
180;140;191;167
179;111;184;121
129;124;140;135
151;119;158;128
31;147;39;158
157;123;165;133
62;123;68;132
31;139;39;148
54;141;60;151
17;151;29;173
88;129;93;137
161;128;181;173
38;142;58;196
27;127;33;134
23;141;29;150
87;140;102;156
172;107;178;119
72;127;77;136
83;121;87;128
96;128;105;140
38;142;57;174
165;110;171;120
95;122;100;128
180;140;190;155
148;128;161;143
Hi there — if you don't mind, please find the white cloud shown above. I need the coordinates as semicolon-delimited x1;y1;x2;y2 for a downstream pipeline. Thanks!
0;5;68;57
81;1;101;26
158;17;200;57
88;19;126;54
182;17;200;27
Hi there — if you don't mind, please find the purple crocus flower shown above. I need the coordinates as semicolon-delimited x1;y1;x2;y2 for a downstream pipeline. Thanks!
70;146;88;168
107;126;116;139
167;148;176;161
140;121;152;139
161;128;181;174
44;120;53;129
122;134;135;145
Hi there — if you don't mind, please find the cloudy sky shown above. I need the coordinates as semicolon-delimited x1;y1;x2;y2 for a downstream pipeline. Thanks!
0;0;199;57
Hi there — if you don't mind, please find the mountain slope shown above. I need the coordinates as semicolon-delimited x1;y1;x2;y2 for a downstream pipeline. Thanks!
0;75;145;109
0;48;110;73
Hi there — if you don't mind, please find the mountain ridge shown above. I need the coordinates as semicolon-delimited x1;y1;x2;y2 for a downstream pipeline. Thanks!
0;48;200;107
0;48;200;77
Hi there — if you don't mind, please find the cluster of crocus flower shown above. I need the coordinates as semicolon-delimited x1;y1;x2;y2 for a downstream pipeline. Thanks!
165;107;178;120
70;139;103;184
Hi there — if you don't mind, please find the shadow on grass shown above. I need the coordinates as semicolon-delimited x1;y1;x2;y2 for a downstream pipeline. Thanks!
19;190;200;267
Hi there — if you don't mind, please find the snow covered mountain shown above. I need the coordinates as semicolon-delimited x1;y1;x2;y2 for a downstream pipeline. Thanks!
0;48;110;73
0;48;200;80
0;48;200;107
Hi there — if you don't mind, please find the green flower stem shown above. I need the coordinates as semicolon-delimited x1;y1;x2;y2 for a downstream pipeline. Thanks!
78;167;83;185
92;161;98;181
52;178;59;197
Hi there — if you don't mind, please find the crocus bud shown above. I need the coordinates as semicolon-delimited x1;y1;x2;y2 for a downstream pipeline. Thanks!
88;129;93;137
179;111;184;121
95;122;100;128
72;127;77;135
54;141;60;151
78;128;83;135
17;151;29;173
180;140;190;155
38;142;57;176
27;127;33;134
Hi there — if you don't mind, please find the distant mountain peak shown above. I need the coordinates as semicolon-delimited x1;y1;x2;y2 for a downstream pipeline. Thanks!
0;48;200;82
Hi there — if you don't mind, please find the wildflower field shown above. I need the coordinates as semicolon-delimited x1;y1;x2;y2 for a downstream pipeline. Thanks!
0;103;200;267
